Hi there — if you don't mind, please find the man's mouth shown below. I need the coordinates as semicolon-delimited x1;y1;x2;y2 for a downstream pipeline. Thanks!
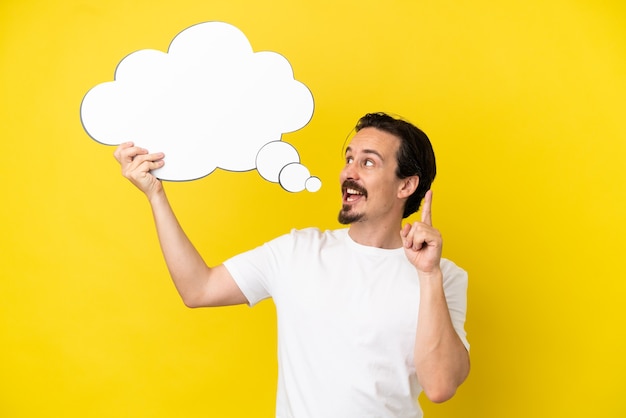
342;181;367;203
345;188;364;202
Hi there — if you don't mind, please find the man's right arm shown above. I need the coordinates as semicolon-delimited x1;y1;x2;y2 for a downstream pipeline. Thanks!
114;142;248;308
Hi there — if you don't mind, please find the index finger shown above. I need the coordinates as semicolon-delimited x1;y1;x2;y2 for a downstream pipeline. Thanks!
113;142;134;162
114;142;147;164
421;189;433;226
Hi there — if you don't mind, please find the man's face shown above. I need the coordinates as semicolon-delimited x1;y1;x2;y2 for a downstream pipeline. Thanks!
338;127;404;225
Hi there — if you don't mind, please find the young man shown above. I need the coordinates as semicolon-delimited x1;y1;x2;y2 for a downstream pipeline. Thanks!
114;112;469;418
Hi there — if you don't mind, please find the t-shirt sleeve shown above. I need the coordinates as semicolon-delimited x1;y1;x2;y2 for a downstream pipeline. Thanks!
223;243;274;306
223;233;295;307
441;259;470;352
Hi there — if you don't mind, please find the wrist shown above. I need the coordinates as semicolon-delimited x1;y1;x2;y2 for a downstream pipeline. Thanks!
147;187;167;206
417;266;443;284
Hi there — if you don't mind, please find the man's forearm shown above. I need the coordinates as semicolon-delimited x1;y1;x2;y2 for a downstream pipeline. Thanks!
148;189;213;307
414;269;470;403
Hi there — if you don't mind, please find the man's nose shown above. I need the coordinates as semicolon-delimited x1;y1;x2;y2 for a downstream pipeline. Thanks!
341;163;359;181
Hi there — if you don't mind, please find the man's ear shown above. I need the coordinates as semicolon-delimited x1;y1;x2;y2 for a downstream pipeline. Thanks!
398;176;419;199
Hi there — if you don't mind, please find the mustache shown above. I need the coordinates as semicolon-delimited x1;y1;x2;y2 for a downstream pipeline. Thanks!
341;180;368;197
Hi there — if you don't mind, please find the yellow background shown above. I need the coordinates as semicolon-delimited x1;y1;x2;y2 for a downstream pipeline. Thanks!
2;0;625;416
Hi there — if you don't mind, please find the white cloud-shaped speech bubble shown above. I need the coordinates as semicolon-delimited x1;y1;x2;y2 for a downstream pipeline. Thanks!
81;21;320;192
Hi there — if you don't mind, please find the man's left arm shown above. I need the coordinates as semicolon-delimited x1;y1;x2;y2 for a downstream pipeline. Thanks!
400;190;470;403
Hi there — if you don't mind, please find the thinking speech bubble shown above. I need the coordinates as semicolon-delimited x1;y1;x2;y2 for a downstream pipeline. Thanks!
81;22;320;192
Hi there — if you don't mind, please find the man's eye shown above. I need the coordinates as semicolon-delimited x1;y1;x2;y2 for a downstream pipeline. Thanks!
346;157;354;164
364;159;374;167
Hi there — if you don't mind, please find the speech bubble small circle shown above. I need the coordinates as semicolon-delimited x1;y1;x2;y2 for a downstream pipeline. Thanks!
279;163;311;192
305;176;322;193
256;141;300;183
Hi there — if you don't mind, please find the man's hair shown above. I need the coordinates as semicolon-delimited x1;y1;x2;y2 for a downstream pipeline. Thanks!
355;112;437;218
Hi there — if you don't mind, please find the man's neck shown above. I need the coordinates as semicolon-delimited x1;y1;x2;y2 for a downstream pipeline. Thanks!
347;221;404;249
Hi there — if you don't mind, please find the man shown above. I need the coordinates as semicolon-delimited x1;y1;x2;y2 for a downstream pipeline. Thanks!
114;112;469;417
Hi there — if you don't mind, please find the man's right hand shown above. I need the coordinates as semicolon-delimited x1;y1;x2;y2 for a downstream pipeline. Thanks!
113;142;165;200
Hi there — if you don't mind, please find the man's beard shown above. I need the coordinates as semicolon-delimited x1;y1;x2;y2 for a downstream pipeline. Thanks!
338;205;364;224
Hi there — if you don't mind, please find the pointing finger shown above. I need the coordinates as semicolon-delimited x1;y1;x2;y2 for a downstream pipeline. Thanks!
421;189;433;226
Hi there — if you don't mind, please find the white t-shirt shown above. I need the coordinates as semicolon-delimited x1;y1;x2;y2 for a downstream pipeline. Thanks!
224;228;469;418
